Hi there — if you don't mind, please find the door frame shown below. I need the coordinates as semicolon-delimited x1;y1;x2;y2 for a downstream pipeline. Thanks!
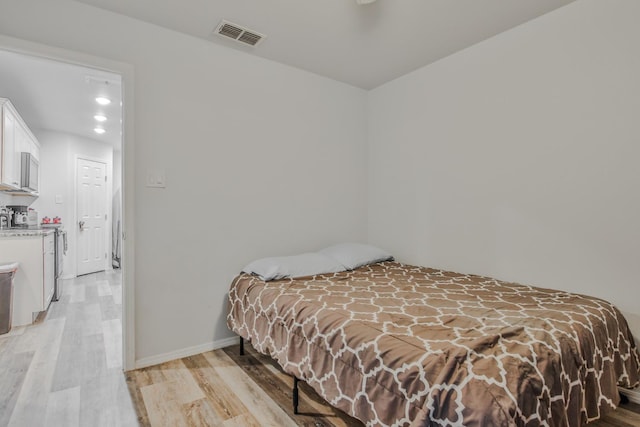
75;155;110;276
0;34;137;371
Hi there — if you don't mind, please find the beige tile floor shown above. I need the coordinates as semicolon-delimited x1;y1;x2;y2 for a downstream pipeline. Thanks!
0;269;138;427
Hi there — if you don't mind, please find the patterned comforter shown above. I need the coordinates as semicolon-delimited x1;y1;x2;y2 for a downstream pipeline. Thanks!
226;262;640;426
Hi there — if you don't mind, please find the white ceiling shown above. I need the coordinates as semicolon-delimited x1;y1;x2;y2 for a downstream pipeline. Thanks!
0;49;122;149
74;0;575;89
0;2;575;148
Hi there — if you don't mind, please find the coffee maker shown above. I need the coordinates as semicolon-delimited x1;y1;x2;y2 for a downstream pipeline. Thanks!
7;205;29;228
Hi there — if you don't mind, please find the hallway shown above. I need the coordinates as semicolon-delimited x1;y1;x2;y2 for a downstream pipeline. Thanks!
0;270;137;426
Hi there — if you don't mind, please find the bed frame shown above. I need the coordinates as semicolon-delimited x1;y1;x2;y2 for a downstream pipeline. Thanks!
229;262;640;426
239;336;301;414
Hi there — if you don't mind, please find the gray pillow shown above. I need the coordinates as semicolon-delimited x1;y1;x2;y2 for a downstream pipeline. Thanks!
242;252;346;281
319;243;393;270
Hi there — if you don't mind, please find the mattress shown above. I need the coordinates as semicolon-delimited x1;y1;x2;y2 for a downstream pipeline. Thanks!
226;261;640;426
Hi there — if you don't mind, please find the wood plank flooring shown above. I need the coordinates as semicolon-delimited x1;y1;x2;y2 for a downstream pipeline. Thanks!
3;269;638;426
126;345;362;427
0;269;137;427
127;343;640;427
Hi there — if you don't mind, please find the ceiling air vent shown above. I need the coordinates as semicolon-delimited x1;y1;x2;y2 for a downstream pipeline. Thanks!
215;20;265;47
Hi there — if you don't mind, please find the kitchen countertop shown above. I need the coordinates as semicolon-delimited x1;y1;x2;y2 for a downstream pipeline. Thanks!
0;227;55;237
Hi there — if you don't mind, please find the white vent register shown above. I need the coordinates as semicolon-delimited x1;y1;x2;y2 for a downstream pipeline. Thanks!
215;20;265;47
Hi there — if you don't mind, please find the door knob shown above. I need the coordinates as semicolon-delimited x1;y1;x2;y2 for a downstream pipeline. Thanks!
79;220;85;231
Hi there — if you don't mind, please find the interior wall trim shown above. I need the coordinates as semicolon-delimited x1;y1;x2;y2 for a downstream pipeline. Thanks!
134;336;241;370
0;33;136;371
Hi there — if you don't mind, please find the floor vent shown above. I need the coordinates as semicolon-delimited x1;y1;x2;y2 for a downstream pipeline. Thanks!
214;20;265;47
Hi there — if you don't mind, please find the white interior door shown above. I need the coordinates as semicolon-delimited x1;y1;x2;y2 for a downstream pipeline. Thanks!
77;158;107;276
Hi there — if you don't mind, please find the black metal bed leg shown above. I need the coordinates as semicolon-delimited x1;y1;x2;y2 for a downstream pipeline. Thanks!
620;392;629;404
293;377;299;414
239;336;245;356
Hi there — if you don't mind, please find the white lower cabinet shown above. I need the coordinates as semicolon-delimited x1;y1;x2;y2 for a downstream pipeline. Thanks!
0;233;55;327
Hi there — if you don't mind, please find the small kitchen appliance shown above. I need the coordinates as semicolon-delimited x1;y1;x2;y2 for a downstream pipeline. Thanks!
7;205;28;228
27;208;38;227
20;152;39;193
0;207;11;229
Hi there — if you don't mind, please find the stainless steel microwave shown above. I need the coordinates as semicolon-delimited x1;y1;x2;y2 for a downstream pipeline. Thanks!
20;152;39;193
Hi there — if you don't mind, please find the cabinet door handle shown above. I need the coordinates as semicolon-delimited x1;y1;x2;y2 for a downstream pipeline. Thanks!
79;221;85;231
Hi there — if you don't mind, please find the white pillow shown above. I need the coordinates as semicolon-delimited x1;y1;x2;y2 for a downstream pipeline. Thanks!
242;252;346;281
319;243;393;270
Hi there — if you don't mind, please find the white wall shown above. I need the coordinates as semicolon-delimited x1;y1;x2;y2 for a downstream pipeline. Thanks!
0;186;37;217
31;130;113;278
0;0;368;363
0;193;13;206
6;0;634;366
368;0;640;338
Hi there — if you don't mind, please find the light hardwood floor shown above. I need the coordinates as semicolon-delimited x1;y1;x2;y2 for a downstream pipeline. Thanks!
0;269;137;427
127;343;640;427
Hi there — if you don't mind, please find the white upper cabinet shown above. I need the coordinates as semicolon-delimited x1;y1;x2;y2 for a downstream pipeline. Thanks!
30;134;40;161
0;98;41;193
1;103;20;188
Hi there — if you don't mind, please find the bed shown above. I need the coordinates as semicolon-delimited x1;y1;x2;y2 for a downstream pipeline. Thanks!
227;260;640;426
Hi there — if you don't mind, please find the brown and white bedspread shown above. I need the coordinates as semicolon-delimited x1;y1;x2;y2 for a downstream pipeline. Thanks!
226;262;640;426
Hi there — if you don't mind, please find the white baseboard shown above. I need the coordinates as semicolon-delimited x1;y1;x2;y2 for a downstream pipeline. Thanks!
134;336;240;370
133;339;640;405
619;386;640;404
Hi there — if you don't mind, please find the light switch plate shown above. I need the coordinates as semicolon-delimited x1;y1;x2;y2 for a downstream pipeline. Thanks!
55;194;63;204
146;169;166;188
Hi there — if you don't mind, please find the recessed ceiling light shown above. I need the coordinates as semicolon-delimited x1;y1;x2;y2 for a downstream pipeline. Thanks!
94;127;106;134
95;97;111;105
94;114;107;122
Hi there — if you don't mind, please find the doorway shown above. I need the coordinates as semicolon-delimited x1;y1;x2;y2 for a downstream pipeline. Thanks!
77;158;108;276
0;42;133;369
